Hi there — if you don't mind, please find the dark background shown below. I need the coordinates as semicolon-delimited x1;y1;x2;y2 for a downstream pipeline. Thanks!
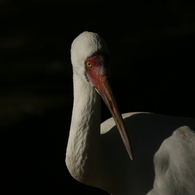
1;0;195;194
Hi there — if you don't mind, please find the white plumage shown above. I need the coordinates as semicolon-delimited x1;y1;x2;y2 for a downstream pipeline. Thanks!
66;31;195;195
148;126;195;195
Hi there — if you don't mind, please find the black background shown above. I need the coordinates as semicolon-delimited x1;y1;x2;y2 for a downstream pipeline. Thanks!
1;0;195;194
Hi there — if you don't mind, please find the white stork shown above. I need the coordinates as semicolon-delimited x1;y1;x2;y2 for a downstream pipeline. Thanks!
66;31;195;195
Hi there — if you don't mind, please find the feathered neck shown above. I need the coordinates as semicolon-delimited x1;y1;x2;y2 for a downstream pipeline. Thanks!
66;72;101;183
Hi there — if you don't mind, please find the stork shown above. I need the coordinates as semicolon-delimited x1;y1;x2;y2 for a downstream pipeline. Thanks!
65;31;195;195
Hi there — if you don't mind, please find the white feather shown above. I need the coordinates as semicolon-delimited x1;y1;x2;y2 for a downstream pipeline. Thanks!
147;126;195;195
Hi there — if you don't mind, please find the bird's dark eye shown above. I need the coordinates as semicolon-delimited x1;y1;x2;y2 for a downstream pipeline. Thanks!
86;61;92;68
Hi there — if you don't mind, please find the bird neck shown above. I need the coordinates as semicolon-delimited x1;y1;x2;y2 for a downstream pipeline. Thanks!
66;72;101;183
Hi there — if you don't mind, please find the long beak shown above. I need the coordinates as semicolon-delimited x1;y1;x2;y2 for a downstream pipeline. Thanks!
96;75;133;160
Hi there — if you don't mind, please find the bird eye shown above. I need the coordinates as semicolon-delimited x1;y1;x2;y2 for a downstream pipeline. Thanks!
86;61;92;68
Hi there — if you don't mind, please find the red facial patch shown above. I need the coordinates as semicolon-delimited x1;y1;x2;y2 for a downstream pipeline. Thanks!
85;55;108;89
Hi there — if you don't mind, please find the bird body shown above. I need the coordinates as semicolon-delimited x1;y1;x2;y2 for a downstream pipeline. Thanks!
101;113;195;194
147;125;195;195
66;31;195;195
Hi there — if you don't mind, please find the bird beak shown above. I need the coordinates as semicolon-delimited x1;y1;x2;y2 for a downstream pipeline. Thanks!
95;75;133;160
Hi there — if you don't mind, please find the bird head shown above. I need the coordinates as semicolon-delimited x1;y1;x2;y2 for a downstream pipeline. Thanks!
71;31;109;81
70;31;133;160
